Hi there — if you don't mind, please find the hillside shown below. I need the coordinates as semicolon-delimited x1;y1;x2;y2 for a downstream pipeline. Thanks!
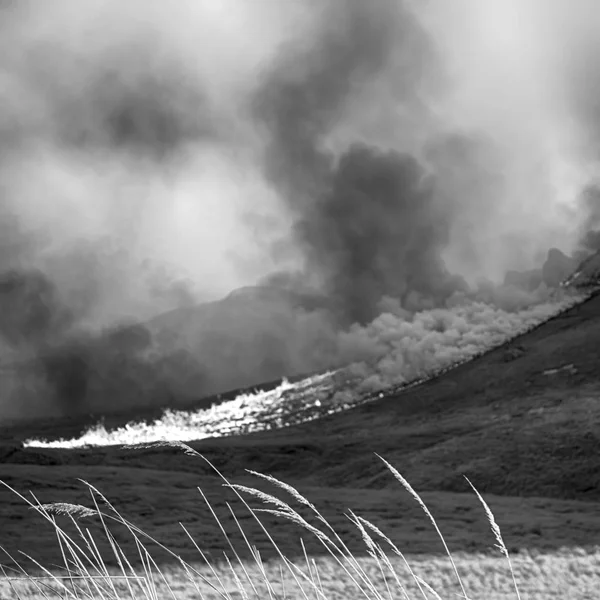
0;247;590;422
1;288;599;573
2;288;599;495
183;286;599;500
0;284;335;421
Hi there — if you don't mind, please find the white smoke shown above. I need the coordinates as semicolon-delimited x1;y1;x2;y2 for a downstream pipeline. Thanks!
332;288;583;398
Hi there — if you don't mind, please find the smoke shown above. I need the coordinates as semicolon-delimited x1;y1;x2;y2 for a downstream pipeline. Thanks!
2;0;600;423
245;0;600;407
0;0;318;324
255;0;452;324
329;292;577;400
255;0;600;321
0;0;324;418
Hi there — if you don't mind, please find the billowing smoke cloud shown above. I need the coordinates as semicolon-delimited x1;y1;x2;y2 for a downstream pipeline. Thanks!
243;0;600;408
297;145;466;324
0;0;321;324
2;0;600;424
254;0;598;320
0;0;321;419
254;0;456;324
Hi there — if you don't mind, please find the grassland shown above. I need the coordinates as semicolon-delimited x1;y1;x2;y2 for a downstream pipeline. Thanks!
1;292;600;598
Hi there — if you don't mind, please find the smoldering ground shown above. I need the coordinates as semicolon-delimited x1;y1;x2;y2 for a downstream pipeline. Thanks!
1;0;600;423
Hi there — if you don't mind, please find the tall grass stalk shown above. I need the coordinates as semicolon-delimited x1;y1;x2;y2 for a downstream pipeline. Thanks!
0;445;522;600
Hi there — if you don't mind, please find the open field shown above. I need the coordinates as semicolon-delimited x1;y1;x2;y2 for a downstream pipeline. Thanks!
1;457;599;599
1;453;600;599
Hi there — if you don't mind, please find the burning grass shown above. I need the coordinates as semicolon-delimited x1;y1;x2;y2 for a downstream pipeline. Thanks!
24;290;590;450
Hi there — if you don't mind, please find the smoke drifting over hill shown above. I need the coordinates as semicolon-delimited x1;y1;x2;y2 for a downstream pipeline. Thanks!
255;0;457;324
1;0;600;422
256;0;600;316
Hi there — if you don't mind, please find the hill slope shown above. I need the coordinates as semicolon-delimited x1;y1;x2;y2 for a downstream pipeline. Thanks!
1;289;599;572
4;289;600;503
179;287;600;500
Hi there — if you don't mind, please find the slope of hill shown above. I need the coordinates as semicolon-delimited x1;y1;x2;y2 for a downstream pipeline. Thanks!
181;286;599;501
562;248;600;288
0;245;586;424
0;283;334;422
4;288;599;501
1;285;599;578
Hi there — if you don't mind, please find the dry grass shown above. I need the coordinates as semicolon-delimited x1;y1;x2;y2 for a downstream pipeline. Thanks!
1;444;596;600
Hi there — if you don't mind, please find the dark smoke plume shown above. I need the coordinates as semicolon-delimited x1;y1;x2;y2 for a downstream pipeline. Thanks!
255;0;462;324
298;145;464;324
254;0;403;199
0;0;320;421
